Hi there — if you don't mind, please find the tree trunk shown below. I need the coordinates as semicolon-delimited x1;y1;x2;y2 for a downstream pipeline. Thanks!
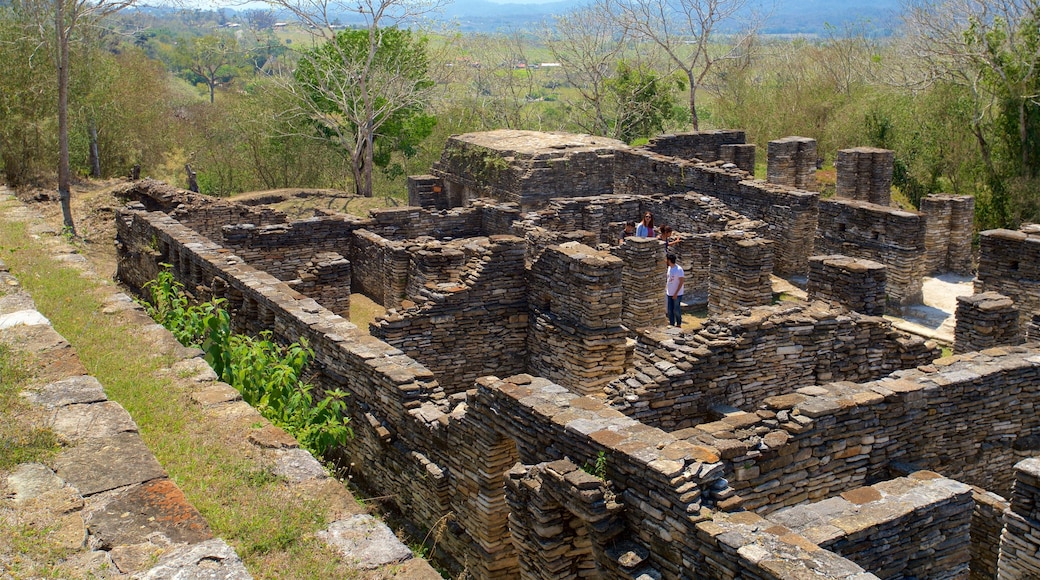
687;70;699;131
363;122;375;197
209;80;216;103
89;119;101;178
56;3;76;236
1019;98;1028;175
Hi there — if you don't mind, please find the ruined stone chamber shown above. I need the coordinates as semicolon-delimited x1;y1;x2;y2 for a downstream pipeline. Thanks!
112;127;1040;580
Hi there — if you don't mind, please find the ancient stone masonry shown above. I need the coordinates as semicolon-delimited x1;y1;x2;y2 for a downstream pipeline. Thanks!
816;198;927;307
766;136;818;190
835;147;895;206
708;232;774;316
997;458;1040;579
407;174;447;210
370;236;529;394
955;292;1023;354
612;147;819;276
612;236;667;330
920;194;975;276
290;252;351;318
976;226;1040;329
1029;313;1040;343
527;242;630;395
807;255;887;316
643;130;754;173
606;303;939;431
971;488;1010;580
431;130;625;210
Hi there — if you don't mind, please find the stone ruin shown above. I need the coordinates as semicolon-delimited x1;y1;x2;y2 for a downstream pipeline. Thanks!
113;129;1040;580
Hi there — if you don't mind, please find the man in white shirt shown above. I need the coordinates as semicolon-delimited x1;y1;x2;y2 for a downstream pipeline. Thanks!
666;253;684;327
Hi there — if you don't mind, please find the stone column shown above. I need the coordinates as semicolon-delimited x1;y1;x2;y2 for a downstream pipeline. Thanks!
807;254;887;316
921;194;975;276
835;147;894;206
709;232;774;316
767;136;817;190
954;292;1022;354
997;458;1040;579
720;143;757;174
615;236;667;330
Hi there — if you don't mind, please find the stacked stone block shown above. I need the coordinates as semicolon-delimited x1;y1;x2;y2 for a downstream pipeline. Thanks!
768;472;973;579
527;242;628;394
643;130;746;163
766;136;818;190
606;303;939;430
920;194;975;275
720;143;757;174
612;148;819;276
997;458;1040;579
407;174;447;209
955;292;1022;354
971;488;1010;580
289;252;351;318
816;199;927;306
835;147;894;206
1029;313;1040;343
614;236;667;330
807;254;887;316
976;227;1040;329
709;232;774;316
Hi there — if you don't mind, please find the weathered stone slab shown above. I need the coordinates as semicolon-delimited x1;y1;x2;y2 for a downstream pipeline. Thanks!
134;538;252;580
6;462;66;503
23;375;107;408
88;479;213;549
53;431;166;496
50;401;137;440
0;309;50;329
270;448;327;482
318;514;413;570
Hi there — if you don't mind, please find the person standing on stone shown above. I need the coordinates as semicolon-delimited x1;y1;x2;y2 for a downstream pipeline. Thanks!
666;253;684;327
636;212;655;238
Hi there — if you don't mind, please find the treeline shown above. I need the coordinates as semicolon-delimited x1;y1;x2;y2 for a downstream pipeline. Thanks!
0;0;1037;230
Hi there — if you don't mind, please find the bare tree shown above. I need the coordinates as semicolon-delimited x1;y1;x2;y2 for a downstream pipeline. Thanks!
16;0;137;235
603;0;761;130
260;0;445;197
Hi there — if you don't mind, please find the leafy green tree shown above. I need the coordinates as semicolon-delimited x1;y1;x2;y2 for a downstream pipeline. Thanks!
607;61;682;143
176;33;242;103
291;27;435;197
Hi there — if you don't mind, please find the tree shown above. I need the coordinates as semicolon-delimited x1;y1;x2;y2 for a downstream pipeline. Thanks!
291;27;436;197
603;0;760;130
13;0;137;235
607;61;682;143
177;33;242;103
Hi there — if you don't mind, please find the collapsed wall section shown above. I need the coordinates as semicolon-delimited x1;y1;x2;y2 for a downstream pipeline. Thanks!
976;227;1040;329
816;198;927;307
606;303;939;430
613;148;818;276
370;236;528;394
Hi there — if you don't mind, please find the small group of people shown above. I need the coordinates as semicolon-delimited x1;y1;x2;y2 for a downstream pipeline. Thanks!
620;211;685;328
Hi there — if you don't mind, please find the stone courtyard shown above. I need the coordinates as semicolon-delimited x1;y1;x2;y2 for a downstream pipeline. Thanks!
103;129;1040;579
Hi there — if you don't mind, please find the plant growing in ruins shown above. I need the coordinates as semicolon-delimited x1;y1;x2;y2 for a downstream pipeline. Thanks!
582;451;609;480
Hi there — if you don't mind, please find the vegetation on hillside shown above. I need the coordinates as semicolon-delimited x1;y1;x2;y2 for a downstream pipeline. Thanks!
0;0;1037;229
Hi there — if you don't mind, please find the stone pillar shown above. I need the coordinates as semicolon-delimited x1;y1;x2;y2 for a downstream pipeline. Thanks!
767;136;817;190
835;147;894;206
997;458;1040;579
407;174;446;209
921;194;975;275
709;232;774;316
615;236;667;330
291;252;351;318
720;143;756;174
807;255;887;316
954;292;1022;354
1028;313;1040;343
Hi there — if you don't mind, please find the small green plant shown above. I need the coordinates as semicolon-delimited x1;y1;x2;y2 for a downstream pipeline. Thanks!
582;451;608;480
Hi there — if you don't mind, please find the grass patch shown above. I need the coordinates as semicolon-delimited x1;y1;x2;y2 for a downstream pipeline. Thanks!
0;344;61;470
0;217;356;579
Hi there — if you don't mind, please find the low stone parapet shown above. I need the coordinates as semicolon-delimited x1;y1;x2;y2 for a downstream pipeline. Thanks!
955;292;1022;354
807;254;887;315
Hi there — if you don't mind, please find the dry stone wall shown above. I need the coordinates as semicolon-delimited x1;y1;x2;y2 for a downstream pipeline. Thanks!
219;217;361;281
708;232;774;316
643;130;748;163
606;303;939;430
835;147;894;206
807;255;887;316
955;292;1023;354
997;458;1040;579
613;236;667;330
920;194;975;275
407;174;447;210
976;227;1040;329
972;487;1010;580
370;236;528;394
613;147;819;276
816;198;927;307
766;136;818;190
527;242;629;394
